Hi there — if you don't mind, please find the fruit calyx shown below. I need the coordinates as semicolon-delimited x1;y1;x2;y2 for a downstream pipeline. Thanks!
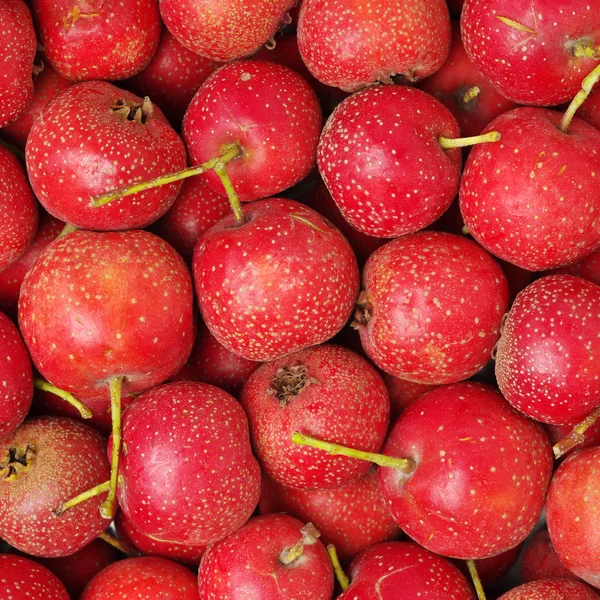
458;86;481;108
351;291;373;330
268;364;319;406
572;39;600;60
110;97;154;125
279;523;321;566
0;444;37;481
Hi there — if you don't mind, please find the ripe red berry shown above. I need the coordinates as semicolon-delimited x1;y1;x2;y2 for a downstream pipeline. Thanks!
0;554;69;600
521;529;581;584
498;579;600;600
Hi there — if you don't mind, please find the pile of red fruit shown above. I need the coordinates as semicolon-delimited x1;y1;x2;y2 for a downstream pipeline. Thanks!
2;0;600;598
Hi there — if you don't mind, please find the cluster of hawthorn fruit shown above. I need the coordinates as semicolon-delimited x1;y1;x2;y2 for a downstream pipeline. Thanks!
1;0;600;599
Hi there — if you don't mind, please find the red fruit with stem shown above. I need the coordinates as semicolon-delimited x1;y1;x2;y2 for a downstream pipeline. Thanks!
159;0;295;62
297;0;451;92
353;231;509;385
0;0;36;128
496;275;600;425
1;62;71;150
151;178;230;263
0;554;69;600
337;542;476;600
547;447;600;588
455;544;522;588
552;250;600;286
317;85;467;238
382;374;437;421
0;212;61;320
461;0;600;106
19;229;194;519
117;381;260;546
38;538;119;598
197;514;333;600
115;511;206;567
26;81;186;231
579;88;600;130
183;60;322;202
80;557;199;600
0;145;38;272
521;529;581;584
171;320;259;396
240;344;389;489
125;27;217;126
0;417;110;557
259;468;401;562
193;198;359;361
0;311;33;440
31;0;160;82
460;108;600;271
498;579;600;600
375;383;552;559
419;23;517;137
546;421;600;460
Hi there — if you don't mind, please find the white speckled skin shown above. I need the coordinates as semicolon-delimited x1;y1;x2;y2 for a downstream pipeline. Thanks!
0;554;69;600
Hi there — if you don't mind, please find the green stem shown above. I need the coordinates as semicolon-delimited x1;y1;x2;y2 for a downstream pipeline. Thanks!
34;378;92;419
467;560;487;600
214;160;246;226
291;432;416;473
90;144;242;207
438;132;501;150
553;405;600;459
327;545;350;590
561;63;600;133
53;479;111;516
99;377;123;520
57;223;78;238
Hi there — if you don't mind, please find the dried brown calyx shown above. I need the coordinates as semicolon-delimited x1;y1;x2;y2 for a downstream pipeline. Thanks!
110;97;154;125
0;444;37;481
351;291;373;330
268;364;319;406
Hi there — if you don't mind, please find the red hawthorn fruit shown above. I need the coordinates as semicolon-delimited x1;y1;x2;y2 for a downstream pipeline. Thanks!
497;579;600;600
579;88;600;131
0;554;69;600
382;374;437;421
159;0;296;62
354;231;509;385
552;250;600;286
26;81;187;231
521;529;581;584
31;0;161;82
0;0;36;128
297;0;451;92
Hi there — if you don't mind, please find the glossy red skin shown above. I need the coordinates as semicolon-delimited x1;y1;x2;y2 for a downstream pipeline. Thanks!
193;198;359;361
460;108;600;271
2;63;71;150
26;81;186;231
547;447;600;588
19;230;194;401
0;312;33;440
419;23;517;137
301;180;384;266
259;469;400;562
318;85;461;238
357;231;509;384
521;529;580;584
183;60;322;202
117;381;260;546
0;417;110;557
151;178;230;262
379;383;553;559
81;557;199;600
38;539;119;598
115;511;206;567
32;388;135;436
298;0;450;92
462;0;600;106
546;422;600;460
0;146;38;272
159;0;295;62
0;0;36;128
552;250;600;285
0;554;69;600
338;542;475;600
241;344;389;489
126;27;217;126
382;374;437;421
0;212;61;320
171;320;259;396
579;89;600;130
455;544;522;587
498;579;600;600
31;0;160;82
197;514;333;600
496;275;600;424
